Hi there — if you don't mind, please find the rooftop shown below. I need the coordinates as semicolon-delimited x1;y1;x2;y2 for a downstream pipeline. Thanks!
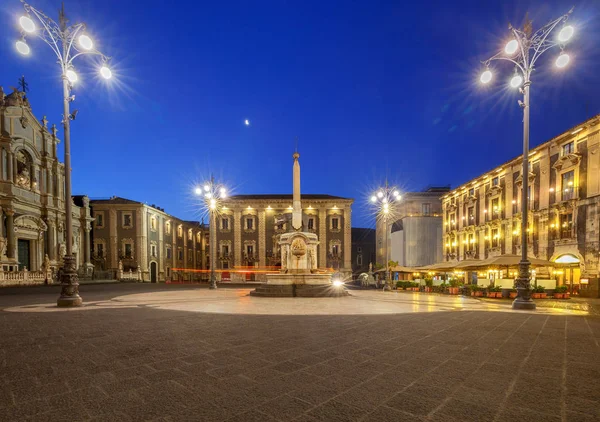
226;194;352;201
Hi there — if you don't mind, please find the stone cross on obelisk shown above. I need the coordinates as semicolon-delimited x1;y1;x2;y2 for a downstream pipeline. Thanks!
292;151;302;230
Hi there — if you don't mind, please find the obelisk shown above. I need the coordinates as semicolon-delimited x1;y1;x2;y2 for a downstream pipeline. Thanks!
292;151;302;230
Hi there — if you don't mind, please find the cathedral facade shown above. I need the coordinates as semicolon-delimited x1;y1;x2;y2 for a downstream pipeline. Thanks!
0;85;91;282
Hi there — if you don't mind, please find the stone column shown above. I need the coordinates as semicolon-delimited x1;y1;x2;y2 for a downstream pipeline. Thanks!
109;209;118;270
158;216;164;277
5;209;15;259
12;154;17;183
319;208;327;267
138;208;148;278
343;205;351;273
183;227;188;269
234;209;242;267
47;221;56;261
258;210;266;266
84;225;91;265
7;152;13;184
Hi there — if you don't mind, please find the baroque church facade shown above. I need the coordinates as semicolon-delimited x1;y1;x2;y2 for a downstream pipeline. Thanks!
0;85;91;279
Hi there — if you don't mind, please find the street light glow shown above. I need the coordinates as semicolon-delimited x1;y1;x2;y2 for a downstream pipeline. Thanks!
66;69;78;83
377;191;384;198
370;195;377;202
504;39;519;55
19;16;35;33
78;34;94;50
15;40;30;55
195;187;202;195
393;190;400;197
220;187;226;196
209;198;217;209
332;279;343;287
480;70;492;84
558;25;574;43
510;74;523;88
204;184;210;192
555;53;570;68
100;65;112;79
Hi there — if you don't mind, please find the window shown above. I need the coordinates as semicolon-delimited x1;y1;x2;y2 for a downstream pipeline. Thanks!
221;218;229;230
561;170;575;201
95;213;104;228
357;255;363;266
469;188;475;197
177;225;183;238
188;249;193;262
331;217;339;230
150;216;157;231
422;203;431;215
560;213;573;239
468;207;475;225
491;228;499;248
491;198;500;218
188;229;193;241
468;233;475;250
246;218;253;230
307;218;314;230
124;243;133;258
165;221;171;235
221;245;229;256
96;243;104;258
492;177;499;187
449;213;456;226
151;244;157;257
178;248;183;260
562;141;574;156
246;245;254;256
166;246;172;259
122;213;133;228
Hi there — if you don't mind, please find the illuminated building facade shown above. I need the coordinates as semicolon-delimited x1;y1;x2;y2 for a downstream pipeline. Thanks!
442;114;600;297
217;194;353;279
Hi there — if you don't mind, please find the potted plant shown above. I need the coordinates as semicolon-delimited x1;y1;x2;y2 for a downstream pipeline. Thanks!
487;285;501;298
448;278;460;295
554;285;568;299
509;288;518;299
470;285;483;297
411;282;420;292
532;285;547;299
424;277;433;293
439;282;448;294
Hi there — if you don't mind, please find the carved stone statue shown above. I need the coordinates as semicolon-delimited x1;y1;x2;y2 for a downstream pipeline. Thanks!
118;260;123;272
59;243;66;258
369;262;373;273
42;254;50;271
308;247;316;272
281;248;288;271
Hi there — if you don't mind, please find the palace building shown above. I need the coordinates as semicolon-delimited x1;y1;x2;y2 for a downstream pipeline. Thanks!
89;197;209;282
217;194;353;279
441;114;600;297
0;85;91;282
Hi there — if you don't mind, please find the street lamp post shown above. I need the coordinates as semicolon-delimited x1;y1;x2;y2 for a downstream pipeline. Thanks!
196;177;227;289
478;10;575;310
14;1;113;307
371;184;402;291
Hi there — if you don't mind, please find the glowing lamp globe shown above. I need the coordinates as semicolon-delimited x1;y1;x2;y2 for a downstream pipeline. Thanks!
377;191;384;198
393;190;400;197
480;70;492;84
504;39;519;55
370;196;377;202
100;65;112;79
78;34;94;50
204;185;210;192
195;187;202;195
19;16;36;33
66;69;78;83
15;40;30;55
558;25;574;43
510;75;523;88
555;53;570;69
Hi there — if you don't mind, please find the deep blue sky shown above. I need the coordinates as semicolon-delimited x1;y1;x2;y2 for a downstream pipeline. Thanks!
1;0;599;228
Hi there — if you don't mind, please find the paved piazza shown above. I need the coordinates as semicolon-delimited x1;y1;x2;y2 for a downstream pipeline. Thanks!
1;284;599;421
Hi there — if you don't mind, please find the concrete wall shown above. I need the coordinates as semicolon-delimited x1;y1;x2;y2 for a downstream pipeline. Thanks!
391;217;442;267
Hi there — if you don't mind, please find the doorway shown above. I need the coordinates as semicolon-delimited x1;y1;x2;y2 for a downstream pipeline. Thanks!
18;239;30;270
150;262;157;283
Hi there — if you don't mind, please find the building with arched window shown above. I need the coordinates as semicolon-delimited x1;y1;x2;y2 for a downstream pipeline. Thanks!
0;85;91;283
442;114;600;298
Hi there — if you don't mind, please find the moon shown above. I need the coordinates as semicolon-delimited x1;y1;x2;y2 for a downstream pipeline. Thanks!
244;119;250;126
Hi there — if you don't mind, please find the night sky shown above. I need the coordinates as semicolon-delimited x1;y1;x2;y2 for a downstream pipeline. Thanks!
1;0;599;228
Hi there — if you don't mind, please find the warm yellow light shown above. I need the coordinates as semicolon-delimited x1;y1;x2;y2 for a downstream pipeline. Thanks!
558;25;574;43
16;40;30;55
549;188;554;192
66;69;78;83
483;209;488;213
19;16;36;33
510;75;523;88
78;34;94;50
205;192;213;199
209;199;216;209
568;181;573;186
504;39;519;55
100;66;112;80
556;53;570;69
512;200;516;204
480;70;492;84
